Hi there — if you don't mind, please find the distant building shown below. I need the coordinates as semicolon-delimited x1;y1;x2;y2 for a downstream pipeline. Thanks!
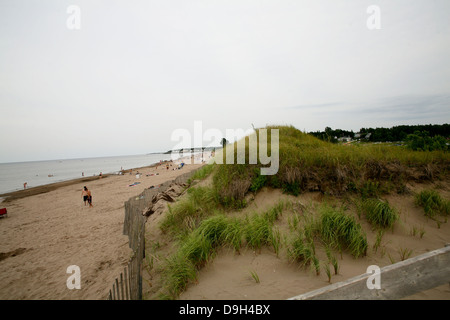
337;136;352;142
355;132;371;140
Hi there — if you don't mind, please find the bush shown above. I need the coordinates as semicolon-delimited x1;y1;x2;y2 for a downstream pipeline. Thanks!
406;131;448;151
249;171;268;193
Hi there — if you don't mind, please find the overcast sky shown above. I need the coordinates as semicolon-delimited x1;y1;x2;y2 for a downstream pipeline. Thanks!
1;0;449;163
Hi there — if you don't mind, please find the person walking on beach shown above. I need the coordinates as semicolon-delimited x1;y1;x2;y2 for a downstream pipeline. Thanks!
83;186;93;208
81;186;89;206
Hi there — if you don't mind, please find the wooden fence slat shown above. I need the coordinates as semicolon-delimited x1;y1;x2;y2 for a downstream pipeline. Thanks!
120;273;125;300
115;278;120;300
130;259;135;300
124;267;129;300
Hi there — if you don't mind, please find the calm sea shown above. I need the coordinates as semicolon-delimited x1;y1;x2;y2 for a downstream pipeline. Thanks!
0;153;186;195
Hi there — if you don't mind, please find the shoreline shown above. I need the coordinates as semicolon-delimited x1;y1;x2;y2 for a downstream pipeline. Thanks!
0;160;173;203
0;151;202;198
0;151;212;203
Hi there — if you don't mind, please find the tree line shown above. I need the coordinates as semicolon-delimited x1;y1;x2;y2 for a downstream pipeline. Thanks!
309;124;449;151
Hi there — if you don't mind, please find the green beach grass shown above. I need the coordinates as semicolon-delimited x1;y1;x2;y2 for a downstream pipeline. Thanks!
415;189;450;218
157;201;287;299
357;198;399;229
148;125;449;299
212;125;449;204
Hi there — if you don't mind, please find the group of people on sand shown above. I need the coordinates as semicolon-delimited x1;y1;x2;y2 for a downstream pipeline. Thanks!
81;186;93;207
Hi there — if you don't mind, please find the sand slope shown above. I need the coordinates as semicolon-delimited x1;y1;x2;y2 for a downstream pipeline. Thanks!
175;183;450;300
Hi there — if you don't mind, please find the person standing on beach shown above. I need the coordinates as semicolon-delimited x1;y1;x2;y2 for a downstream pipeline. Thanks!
84;186;93;208
81;186;89;206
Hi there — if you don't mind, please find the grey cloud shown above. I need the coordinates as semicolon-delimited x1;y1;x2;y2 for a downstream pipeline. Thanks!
286;102;342;110
361;94;450;120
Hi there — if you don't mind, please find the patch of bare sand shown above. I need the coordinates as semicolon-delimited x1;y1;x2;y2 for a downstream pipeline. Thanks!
0;161;204;300
178;182;450;300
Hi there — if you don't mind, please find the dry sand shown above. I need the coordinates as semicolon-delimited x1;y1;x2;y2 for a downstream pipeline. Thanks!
0;158;204;300
172;182;450;300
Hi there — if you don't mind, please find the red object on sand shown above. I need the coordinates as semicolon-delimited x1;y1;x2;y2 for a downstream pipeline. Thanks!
0;208;7;217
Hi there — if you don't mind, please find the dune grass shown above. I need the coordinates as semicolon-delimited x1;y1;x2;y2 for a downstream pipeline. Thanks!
157;201;287;299
318;205;368;258
244;213;273;250
187;163;215;183
358;198;399;229
249;270;260;284
287;229;318;272
159;186;220;239
415;189;450;219
287;203;366;281
211;125;449;205
158;251;197;299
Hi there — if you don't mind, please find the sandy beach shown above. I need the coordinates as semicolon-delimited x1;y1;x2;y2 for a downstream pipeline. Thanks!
0;158;204;300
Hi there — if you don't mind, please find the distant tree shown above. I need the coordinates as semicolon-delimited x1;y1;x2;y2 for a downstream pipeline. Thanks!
310;124;449;145
405;131;448;151
324;127;337;143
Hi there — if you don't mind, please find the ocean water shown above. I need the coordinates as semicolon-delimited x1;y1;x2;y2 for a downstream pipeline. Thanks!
0;153;187;195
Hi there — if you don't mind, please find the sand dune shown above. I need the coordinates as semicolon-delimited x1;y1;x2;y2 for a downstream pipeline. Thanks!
173;184;450;300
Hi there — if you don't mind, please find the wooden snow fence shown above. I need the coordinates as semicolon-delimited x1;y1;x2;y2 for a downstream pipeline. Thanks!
107;169;198;300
